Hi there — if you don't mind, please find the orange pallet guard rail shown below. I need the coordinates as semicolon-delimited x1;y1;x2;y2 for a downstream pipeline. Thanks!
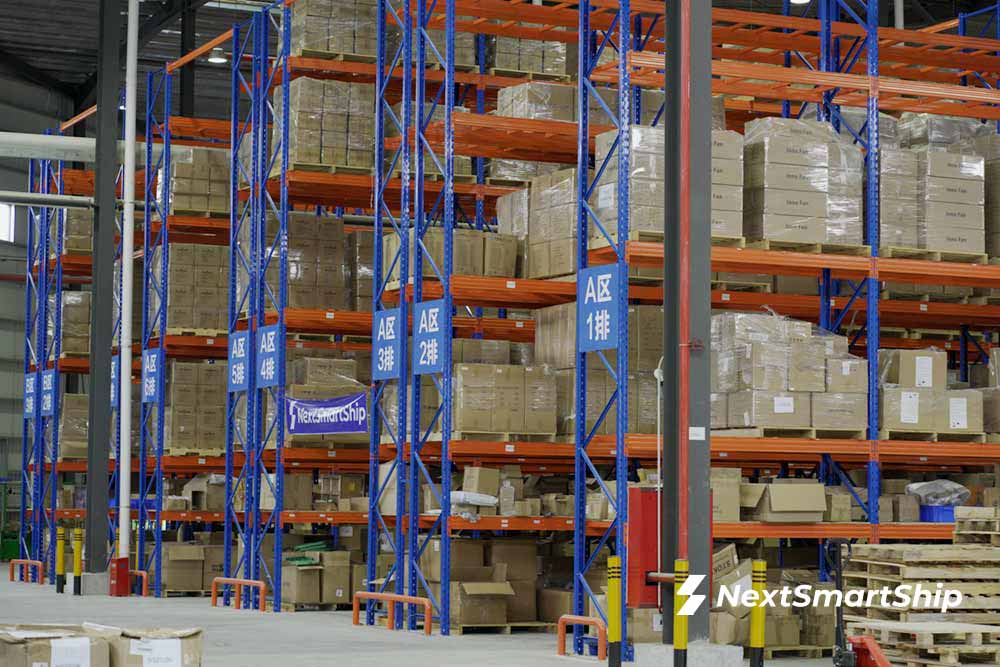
130;570;149;597
210;577;266;611
352;591;434;636
557;615;608;661
9;559;44;585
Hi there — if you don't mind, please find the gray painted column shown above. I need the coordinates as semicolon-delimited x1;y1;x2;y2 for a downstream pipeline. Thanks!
662;0;712;642
85;0;122;571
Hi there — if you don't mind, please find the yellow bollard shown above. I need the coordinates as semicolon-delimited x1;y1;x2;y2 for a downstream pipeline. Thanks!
749;560;767;667
606;556;622;667
55;527;66;594
673;559;689;667
72;528;83;596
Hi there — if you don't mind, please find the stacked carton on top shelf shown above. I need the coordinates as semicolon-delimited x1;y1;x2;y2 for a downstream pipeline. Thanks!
150;242;230;333
711;130;744;239
158;146;230;216
915;149;986;254
284;0;378;58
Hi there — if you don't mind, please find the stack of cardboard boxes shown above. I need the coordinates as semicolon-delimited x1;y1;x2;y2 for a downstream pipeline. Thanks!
150;242;230;332
453;364;557;435
711;312;868;432
284;0;378;58
158;146;230;215
59;291;90;355
534;303;662;435
235;212;350;312
914;148;986;254
492;30;568;76
879;348;984;437
743;119;830;244
273;77;375;172
60;208;92;255
524;168;579;279
57;393;89;459
711;130;744;239
389;102;474;178
314;473;367;513
592;127;664;243
154;360;228;454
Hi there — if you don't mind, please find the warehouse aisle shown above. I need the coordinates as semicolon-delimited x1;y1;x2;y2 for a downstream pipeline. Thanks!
1;578;826;666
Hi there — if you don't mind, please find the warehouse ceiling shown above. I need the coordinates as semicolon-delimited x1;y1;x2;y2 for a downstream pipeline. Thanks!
0;0;996;127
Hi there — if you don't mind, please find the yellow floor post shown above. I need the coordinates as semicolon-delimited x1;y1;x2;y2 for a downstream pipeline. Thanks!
673;559;689;667
72;528;83;596
55;526;66;594
749;560;767;667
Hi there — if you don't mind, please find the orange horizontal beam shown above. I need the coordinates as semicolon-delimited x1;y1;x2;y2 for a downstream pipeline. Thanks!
167;117;232;143
389;276;659;309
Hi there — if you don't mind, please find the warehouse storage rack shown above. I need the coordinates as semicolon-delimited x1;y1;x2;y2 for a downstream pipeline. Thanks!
363;0;1000;653
20;151;66;584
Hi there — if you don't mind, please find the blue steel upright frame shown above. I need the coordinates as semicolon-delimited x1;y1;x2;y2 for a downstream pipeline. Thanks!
367;0;411;628
19;153;64;584
573;0;632;656
224;4;291;610
408;0;458;634
139;67;173;596
225;14;260;609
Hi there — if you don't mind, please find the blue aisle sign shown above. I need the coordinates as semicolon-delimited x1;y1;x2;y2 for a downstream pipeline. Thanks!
110;354;119;409
228;330;249;393
578;265;619;352
256;324;280;388
40;370;56;417
373;308;401;381
23;373;36;418
142;349;160;403
413;299;445;375
287;392;369;435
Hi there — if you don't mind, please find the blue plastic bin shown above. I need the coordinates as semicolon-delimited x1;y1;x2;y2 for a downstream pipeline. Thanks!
919;505;955;523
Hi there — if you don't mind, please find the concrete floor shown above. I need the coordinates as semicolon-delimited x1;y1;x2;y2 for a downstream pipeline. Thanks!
0;578;831;666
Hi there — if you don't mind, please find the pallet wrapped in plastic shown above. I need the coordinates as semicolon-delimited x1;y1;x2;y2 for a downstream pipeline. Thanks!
157;145;230;215
900;112;992;149
387;101;473;177
282;0;379;58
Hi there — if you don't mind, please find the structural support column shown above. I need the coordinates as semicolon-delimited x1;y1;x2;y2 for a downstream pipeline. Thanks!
86;0;122;572
663;0;711;642
179;0;196;117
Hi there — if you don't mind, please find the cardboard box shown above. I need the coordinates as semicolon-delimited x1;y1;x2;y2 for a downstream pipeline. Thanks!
507;579;538;622
710;468;741;522
727;391;810;429
826;357;868;393
281;565;322;604
100;626;203;667
894;494;920;523
430;581;516;626
538;588;574;623
714;559;753;618
201;545;232;591
824;491;852;522
811;392;867;430
711;611;749;646
711;393;728;429
765;615;801;647
322;562;352;605
160;543;204;591
712;543;739;598
487;539;537;581
419;537;484;582
878;349;947;389
937;389;984;433
182;475;225;511
788;339;826;392
741;481;826;523
880;387;936;431
0;629;111;667
463;467;501;497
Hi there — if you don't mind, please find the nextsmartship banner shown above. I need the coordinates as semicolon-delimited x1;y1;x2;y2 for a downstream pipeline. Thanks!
286;392;368;435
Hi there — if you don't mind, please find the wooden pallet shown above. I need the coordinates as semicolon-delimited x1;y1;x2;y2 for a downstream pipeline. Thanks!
487;67;570;82
280;602;350;613
292;49;378;63
746;239;823;253
821;242;871;256
288;162;374;175
877;430;987;443
711;235;747;248
762;645;834;660
589;229;665;251
59;352;89;359
163;328;227;338
165;448;225;458
168;208;229;219
880;246;988;264
713;427;866;440
439;621;555;636
881;291;971;304
485;176;530;188
955;507;1000;546
850;620;1000;663
711;280;771;293
440;431;559;443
